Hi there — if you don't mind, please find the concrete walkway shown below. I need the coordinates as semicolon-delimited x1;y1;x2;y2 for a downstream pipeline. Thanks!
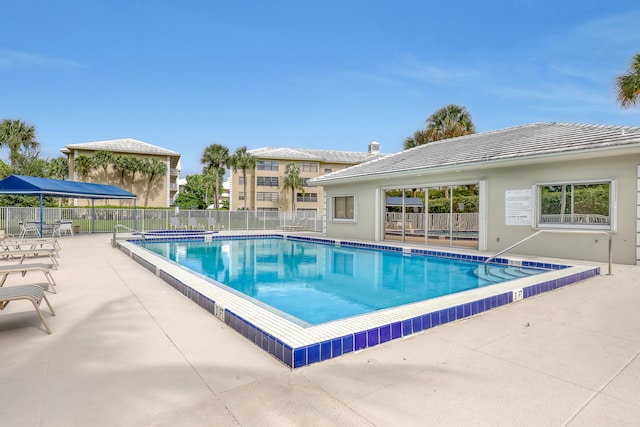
0;234;639;426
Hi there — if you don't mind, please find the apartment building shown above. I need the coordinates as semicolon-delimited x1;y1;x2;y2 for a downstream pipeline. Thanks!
61;138;181;207
230;142;382;216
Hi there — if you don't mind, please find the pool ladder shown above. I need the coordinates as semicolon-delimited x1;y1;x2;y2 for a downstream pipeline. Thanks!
483;229;612;275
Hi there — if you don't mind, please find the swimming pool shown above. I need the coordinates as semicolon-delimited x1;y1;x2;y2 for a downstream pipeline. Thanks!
139;237;548;325
116;234;601;368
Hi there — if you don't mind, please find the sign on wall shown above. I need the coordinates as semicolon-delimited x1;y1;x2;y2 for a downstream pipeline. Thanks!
505;189;533;226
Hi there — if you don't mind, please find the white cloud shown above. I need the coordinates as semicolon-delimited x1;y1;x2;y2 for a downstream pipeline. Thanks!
0;49;84;69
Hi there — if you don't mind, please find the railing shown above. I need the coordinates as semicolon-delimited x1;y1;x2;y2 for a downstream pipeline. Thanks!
0;206;323;236
483;229;612;275
112;224;141;247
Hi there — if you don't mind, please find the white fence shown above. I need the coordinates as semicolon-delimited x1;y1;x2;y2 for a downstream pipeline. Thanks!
0;207;323;235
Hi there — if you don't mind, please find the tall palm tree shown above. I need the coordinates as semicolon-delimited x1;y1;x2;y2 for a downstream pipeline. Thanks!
0;119;39;169
201;143;230;209
228;146;256;210
425;104;476;142
141;157;167;207
127;157;144;194
92;150;114;181
112;155;132;188
74;155;93;182
48;157;69;180
616;52;640;107
283;162;304;214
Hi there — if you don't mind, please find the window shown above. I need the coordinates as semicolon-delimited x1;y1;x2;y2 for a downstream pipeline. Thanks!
297;192;317;202
296;208;317;218
324;166;333;173
333;195;355;221
257;207;279;216
537;181;613;229
257;160;279;171
298;162;318;172
257;192;279;202
238;192;245;201
257;176;279;186
238;176;245;185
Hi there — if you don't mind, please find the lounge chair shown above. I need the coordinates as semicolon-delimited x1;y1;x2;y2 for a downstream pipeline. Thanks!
169;217;185;230
0;248;59;267
188;217;204;230
281;218;307;231
1;238;61;252
0;284;56;334
0;263;58;293
206;217;223;231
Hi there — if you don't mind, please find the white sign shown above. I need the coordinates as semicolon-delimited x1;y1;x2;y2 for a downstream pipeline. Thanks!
505;189;532;226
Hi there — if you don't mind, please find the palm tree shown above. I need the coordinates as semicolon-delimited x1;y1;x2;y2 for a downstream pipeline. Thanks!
48;157;69;180
127;157;144;194
141;157;167;207
283;162;304;214
228;146;256;210
112;155;131;188
201;143;230;209
92;150;114;181
425;104;476;142
616;52;640;107
74;155;93;182
0;119;39;169
403;130;429;150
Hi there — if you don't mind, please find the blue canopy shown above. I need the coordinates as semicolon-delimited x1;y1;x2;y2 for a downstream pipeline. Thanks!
0;175;137;235
0;175;136;199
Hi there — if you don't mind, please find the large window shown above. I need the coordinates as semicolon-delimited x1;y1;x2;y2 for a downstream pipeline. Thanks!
257;176;279;186
538;181;612;228
257;160;279;171
257;192;279;202
299;162;319;172
333;196;355;221
297;192;317;202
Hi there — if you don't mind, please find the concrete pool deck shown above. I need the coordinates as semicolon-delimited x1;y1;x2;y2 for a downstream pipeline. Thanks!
0;233;639;426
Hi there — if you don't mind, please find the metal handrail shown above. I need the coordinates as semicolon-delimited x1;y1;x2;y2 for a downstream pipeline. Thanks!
483;229;612;275
112;224;143;247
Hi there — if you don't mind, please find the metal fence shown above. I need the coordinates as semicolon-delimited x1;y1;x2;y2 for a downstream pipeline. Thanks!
0;207;323;236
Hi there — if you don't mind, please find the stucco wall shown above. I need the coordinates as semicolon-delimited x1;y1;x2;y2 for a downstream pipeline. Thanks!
322;153;640;265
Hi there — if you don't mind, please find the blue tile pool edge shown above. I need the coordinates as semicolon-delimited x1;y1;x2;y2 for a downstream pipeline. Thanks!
116;237;600;369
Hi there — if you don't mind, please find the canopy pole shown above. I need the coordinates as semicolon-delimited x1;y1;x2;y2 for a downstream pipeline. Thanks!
39;193;44;236
91;199;95;233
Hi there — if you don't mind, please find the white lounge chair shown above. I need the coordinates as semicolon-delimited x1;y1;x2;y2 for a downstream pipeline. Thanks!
0;263;58;293
188;217;204;230
169;217;185;230
207;217;223;231
0;284;56;334
1;238;61;252
0;248;59;267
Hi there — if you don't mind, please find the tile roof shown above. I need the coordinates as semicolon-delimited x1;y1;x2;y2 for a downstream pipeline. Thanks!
248;146;380;164
311;122;640;184
63;138;180;156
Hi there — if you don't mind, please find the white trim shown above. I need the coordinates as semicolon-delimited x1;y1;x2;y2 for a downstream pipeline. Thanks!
331;194;357;222
534;179;615;231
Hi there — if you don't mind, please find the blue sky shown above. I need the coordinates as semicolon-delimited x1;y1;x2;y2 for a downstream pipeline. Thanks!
1;1;639;176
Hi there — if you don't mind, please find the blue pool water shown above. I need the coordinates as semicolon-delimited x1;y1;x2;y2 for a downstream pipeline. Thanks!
140;237;546;325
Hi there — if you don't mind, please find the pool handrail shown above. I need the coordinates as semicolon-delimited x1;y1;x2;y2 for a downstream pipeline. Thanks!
483;229;612;275
112;224;144;247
